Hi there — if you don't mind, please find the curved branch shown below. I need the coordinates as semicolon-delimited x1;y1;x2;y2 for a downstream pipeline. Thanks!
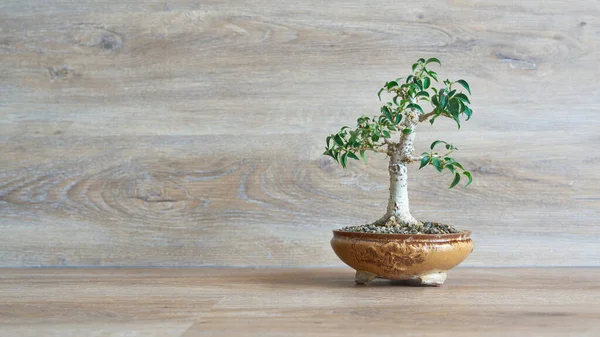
407;155;425;162
418;111;437;122
359;145;388;154
408;154;444;162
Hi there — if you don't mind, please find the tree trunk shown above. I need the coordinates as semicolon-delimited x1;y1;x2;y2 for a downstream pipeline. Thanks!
375;113;419;226
384;150;418;225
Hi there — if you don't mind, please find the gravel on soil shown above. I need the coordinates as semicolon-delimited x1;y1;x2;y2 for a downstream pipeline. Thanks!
341;217;462;234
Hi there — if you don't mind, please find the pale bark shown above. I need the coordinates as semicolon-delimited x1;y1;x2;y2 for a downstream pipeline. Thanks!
384;150;418;225
375;112;419;225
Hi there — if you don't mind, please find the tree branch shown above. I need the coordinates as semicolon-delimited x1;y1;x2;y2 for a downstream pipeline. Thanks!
407;154;443;162
369;147;389;154
356;144;388;154
418;111;437;122
408;155;424;162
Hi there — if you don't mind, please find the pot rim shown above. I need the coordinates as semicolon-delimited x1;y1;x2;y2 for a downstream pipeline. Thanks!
332;229;472;242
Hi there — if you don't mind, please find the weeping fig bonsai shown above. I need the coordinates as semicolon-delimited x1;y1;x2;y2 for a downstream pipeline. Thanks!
326;58;475;285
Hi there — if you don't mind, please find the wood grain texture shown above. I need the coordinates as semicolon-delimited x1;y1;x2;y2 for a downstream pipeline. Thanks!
0;268;599;336
1;1;599;267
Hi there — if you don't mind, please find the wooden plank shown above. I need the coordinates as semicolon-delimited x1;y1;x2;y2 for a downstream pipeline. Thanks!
0;1;598;137
0;268;599;336
1;0;600;267
1;132;599;267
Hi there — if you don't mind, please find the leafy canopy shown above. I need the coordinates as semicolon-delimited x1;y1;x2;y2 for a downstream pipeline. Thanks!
323;58;474;188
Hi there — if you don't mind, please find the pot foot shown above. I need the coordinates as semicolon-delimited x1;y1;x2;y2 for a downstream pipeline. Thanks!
355;270;378;285
415;271;447;286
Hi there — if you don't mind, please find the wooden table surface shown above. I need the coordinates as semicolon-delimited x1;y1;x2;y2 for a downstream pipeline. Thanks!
1;268;598;336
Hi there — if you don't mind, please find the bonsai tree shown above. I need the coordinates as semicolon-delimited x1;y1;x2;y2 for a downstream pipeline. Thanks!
324;58;473;228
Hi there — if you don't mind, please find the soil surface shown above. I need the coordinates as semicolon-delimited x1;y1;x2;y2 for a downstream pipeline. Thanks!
341;217;462;234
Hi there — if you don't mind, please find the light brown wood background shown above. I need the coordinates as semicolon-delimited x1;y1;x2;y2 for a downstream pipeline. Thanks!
1;0;599;267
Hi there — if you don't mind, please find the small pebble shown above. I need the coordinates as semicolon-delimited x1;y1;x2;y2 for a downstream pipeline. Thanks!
341;220;462;234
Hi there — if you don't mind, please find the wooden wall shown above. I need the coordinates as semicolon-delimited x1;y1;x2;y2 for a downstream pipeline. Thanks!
1;0;599;267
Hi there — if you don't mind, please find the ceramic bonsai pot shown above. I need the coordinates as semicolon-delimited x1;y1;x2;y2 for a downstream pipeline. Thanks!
331;229;473;286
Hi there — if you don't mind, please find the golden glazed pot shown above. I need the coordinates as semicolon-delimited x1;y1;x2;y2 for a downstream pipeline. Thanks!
331;230;473;286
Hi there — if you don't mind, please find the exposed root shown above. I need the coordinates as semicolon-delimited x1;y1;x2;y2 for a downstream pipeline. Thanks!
372;215;415;227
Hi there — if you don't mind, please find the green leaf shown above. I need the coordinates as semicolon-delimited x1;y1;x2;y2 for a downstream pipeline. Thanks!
393;95;400;106
463;171;473;187
394;113;402;125
448;89;456;97
418;58;426;64
456;79;471;95
423;77;431;89
407;103;424;114
382;130;391;138
428;70;438;81
386;81;398;90
381;106;393;123
446;164;455;174
412;63;419;72
439;94;448;109
430;140;447;149
334;134;344;147
432;157;443;172
452;161;465;171
341;152;348;168
426;57;441;66
414;80;423;91
331;150;339;163
406;75;414;84
448;98;460;115
448;100;461;129
419;155;430;169
449;172;461;188
456;99;465;114
326;136;332;147
454;93;470;104
371;134;380;142
347;152;359;161
431;95;440;107
348;131;357;145
402;128;412;135
377;88;384;101
464;106;473;120
452;112;461;129
360;150;367;162
415;91;430;98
